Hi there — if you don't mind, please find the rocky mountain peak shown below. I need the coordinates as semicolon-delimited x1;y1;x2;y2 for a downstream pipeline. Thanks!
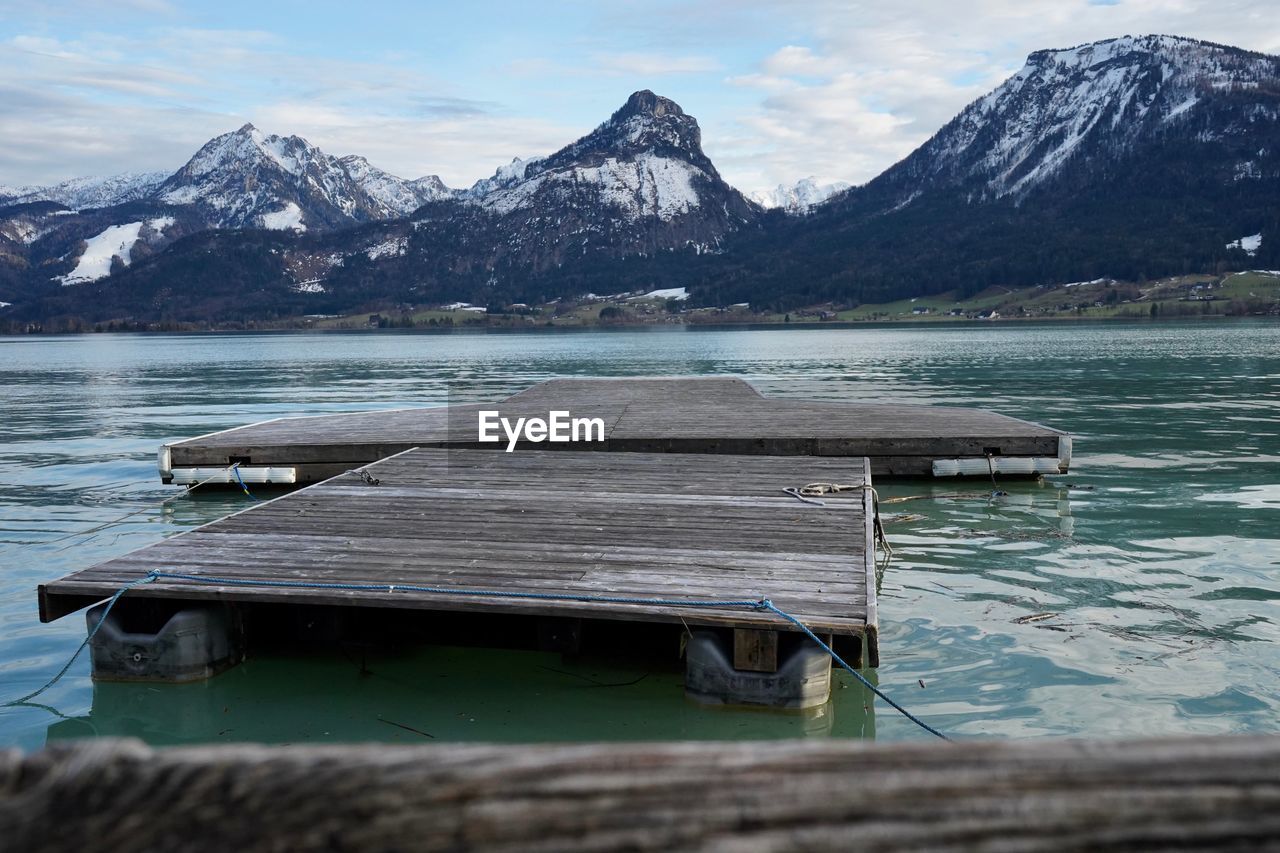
1021;33;1266;72
155;124;449;227
613;89;685;121
464;90;749;229
867;34;1280;204
1016;34;1275;88
171;124;315;182
0;172;169;211
532;89;710;183
410;175;452;196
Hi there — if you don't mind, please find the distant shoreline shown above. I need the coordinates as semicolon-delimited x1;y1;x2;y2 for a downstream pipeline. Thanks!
8;270;1275;335
3;313;1276;337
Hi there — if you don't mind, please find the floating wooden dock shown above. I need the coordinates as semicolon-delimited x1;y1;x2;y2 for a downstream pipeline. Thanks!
40;377;1072;704
158;378;1070;484
42;448;881;685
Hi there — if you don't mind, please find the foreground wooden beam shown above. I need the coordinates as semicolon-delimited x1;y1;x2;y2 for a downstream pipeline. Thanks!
3;736;1278;851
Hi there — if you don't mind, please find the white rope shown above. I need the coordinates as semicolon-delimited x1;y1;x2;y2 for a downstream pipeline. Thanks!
783;481;894;560
48;463;244;551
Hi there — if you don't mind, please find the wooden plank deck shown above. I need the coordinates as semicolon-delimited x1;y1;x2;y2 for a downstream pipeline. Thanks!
43;448;880;661
161;377;1068;482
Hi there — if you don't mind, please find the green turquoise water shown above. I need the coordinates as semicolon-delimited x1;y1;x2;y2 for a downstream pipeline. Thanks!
1;322;1277;749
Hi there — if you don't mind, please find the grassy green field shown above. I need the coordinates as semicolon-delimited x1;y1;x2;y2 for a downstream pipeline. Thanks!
287;271;1280;330
826;271;1280;323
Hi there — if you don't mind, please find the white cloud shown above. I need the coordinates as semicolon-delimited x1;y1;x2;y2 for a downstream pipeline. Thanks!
250;102;576;189
2;1;1278;197
703;0;1280;192
0;28;582;188
591;52;722;76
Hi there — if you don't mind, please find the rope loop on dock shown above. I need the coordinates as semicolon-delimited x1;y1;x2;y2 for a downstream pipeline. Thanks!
345;468;381;486
784;482;894;561
782;481;859;505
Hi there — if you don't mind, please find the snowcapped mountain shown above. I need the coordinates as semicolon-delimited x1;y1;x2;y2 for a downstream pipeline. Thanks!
721;34;1280;310
0;172;168;210
470;90;753;222
1;89;763;320
2;126;450;237
0;124;455;303
407;174;454;202
463;157;543;199
157;124;450;230
440;90;758;267
6;37;1276;327
870;34;1280;205
337;155;455;214
750;178;850;214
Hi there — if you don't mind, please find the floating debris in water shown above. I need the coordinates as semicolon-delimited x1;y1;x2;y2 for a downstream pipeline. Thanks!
883;513;927;523
881;492;994;505
377;717;436;738
957;527;1072;541
1014;612;1059;625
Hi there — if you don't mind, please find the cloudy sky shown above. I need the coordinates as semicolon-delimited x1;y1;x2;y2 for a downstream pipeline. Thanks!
3;0;1278;195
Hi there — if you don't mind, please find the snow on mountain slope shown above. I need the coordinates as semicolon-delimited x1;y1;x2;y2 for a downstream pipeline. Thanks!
0;172;168;210
4;129;449;233
886;35;1280;201
159;124;352;226
58;222;144;284
156;124;445;229
54;216;176;284
249;91;763;290
479;150;703;219
339;155;454;215
1227;233;1263;255
259;202;306;232
751;178;850;213
409;175;454;200
0;216;50;245
463;157;544;200
468;91;756;224
364;235;408;260
4;93;763;305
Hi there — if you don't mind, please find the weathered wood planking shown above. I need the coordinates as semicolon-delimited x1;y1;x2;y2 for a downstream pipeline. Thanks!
5;736;1278;853
162;378;1067;481
43;449;879;659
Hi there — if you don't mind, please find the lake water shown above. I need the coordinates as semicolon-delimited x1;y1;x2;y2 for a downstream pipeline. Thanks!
1;321;1277;750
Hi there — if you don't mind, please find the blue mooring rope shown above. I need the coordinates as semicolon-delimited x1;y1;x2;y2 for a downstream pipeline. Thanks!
758;600;950;740
3;570;949;740
231;465;259;500
2;573;158;708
